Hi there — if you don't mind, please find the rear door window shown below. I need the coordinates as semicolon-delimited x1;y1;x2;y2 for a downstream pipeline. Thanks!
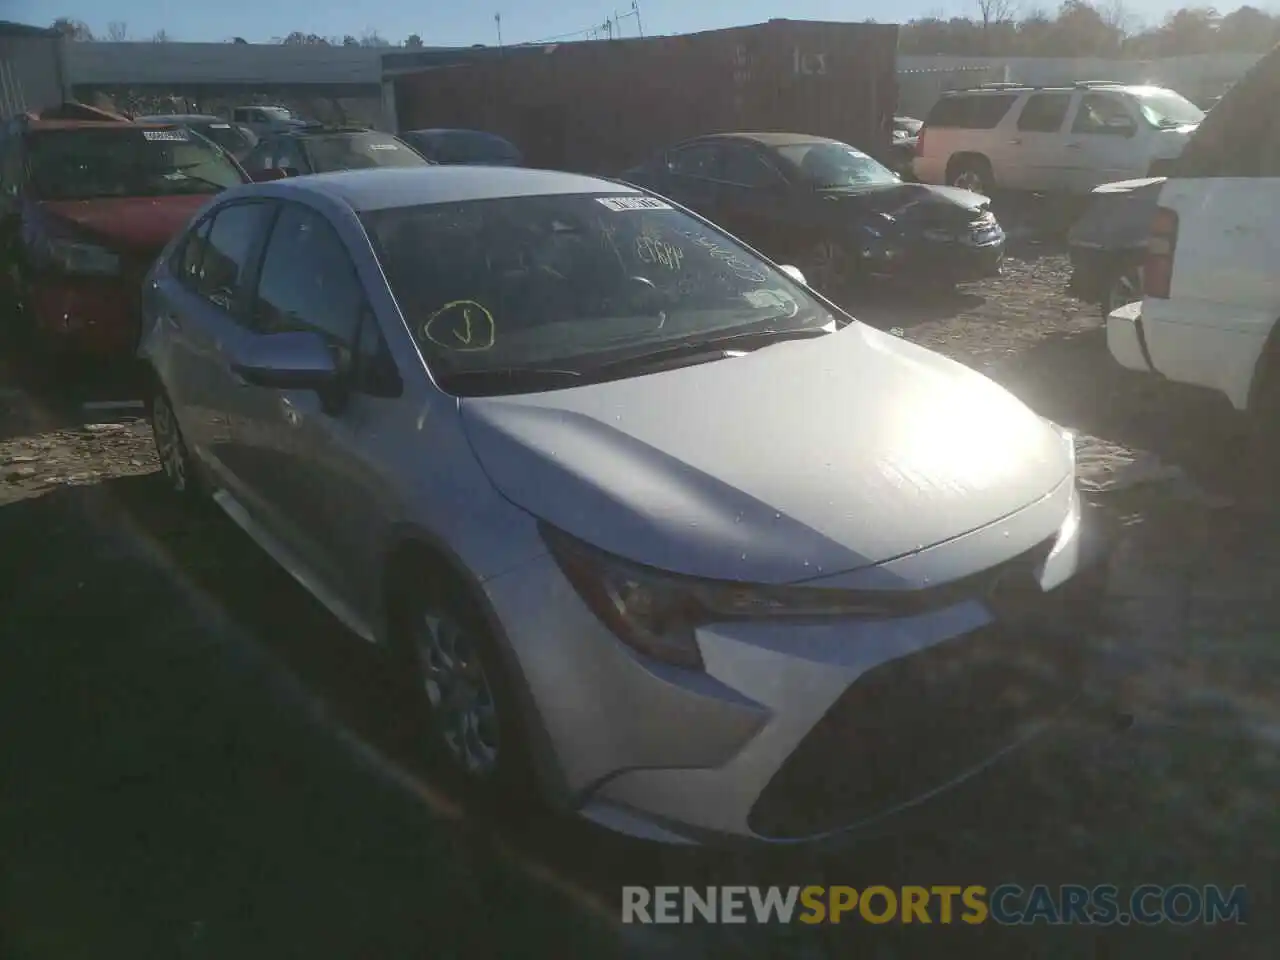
667;142;721;179
196;202;273;317
926;94;1017;129
174;216;214;290
720;144;781;188
1017;93;1073;133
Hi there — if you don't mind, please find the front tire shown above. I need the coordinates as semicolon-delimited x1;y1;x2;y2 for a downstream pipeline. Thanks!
798;239;850;293
389;567;531;796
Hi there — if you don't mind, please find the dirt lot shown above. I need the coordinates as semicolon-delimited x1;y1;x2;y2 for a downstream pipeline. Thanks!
1;245;1276;959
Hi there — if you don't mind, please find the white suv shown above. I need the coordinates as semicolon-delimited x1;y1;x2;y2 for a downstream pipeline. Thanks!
912;82;1205;195
1107;47;1280;425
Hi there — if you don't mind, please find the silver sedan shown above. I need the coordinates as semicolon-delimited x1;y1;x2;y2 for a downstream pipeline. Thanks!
138;166;1106;845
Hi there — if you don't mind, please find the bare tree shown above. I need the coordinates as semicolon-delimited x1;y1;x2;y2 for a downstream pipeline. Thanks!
151;29;172;43
975;0;1020;29
106;21;129;41
1098;0;1136;38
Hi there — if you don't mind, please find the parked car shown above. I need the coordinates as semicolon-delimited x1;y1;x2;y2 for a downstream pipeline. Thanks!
399;128;523;166
0;112;249;358
1067;176;1163;317
886;115;923;177
1107;44;1280;431
134;113;258;161
621;132;1004;291
231;105;307;139
139;165;1106;845
913;81;1205;195
239;126;432;177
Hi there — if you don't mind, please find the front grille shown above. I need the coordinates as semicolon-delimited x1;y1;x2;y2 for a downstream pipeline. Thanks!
748;568;1090;840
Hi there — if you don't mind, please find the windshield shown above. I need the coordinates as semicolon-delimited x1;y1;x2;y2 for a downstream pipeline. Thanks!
194;122;257;155
26;127;245;201
261;106;295;120
363;193;833;389
775;141;899;190
303;133;430;172
436;131;521;164
1135;90;1205;128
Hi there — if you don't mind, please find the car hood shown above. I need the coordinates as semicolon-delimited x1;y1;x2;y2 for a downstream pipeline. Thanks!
38;195;212;253
824;181;993;217
460;325;1071;584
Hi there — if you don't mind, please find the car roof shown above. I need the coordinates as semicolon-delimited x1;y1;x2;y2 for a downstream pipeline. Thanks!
136;114;224;123
240;166;640;212
687;132;844;148
405;128;512;139
24;119;195;132
268;125;380;139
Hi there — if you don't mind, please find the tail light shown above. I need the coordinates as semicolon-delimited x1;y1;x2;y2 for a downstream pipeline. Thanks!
914;128;926;157
1143;206;1178;299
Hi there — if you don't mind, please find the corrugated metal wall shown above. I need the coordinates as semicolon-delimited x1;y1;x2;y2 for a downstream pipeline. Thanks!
393;21;898;175
0;32;66;119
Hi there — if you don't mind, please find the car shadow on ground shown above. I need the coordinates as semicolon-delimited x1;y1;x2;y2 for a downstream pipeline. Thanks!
991;325;1273;505
839;285;987;332
0;475;688;960
3;468;1269;958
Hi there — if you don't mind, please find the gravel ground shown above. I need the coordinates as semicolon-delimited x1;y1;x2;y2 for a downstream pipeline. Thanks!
1;247;1276;958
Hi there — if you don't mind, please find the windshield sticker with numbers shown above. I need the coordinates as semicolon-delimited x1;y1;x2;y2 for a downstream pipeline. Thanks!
142;129;190;141
596;196;672;212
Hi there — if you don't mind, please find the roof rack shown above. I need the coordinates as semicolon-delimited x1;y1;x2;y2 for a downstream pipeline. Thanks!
1074;80;1125;87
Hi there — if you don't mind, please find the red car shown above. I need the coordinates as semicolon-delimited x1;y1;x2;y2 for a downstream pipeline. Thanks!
0;106;251;359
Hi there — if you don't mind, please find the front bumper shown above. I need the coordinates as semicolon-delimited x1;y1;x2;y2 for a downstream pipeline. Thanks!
27;275;141;357
1106;301;1156;374
484;479;1109;846
864;234;1005;284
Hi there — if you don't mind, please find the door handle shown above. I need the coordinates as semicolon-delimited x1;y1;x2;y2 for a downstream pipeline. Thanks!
1008;138;1022;145
1065;143;1083;149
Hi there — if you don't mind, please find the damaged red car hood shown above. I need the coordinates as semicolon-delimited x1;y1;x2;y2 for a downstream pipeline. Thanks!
39;195;211;252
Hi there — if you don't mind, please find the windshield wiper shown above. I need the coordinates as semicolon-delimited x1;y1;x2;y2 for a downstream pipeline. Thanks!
437;366;583;394
591;323;834;375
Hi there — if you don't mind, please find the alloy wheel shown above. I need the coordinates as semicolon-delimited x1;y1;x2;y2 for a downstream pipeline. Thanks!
803;240;843;291
413;609;500;776
952;169;985;193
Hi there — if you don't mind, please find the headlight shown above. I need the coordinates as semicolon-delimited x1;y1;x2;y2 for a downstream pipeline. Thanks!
41;238;121;276
542;525;898;670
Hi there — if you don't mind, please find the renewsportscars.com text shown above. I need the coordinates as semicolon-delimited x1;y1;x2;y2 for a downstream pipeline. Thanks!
621;884;1250;926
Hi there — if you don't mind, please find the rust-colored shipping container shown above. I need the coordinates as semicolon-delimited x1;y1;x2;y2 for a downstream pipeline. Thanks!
382;19;898;175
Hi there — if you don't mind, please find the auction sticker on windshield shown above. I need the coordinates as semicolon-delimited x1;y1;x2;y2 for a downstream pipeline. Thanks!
142;129;190;141
596;196;672;212
369;143;399;150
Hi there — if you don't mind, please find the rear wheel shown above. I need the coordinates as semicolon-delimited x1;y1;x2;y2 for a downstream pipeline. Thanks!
946;155;993;196
150;387;200;498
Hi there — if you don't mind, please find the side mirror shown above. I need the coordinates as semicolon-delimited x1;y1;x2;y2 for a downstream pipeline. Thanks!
231;330;340;393
1106;116;1137;136
778;264;807;286
249;168;288;183
279;167;301;178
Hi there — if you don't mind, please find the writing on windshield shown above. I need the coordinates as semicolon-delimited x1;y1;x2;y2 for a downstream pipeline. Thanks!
776;141;899;189
363;193;828;374
27;128;244;200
